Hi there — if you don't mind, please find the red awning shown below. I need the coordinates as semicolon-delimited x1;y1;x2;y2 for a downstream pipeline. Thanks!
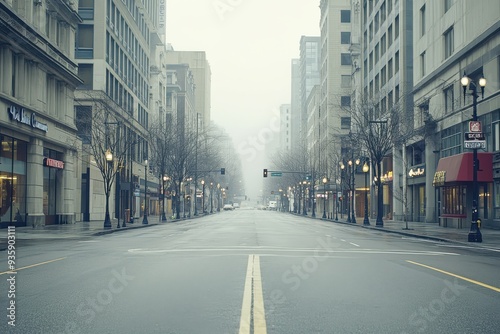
433;152;493;185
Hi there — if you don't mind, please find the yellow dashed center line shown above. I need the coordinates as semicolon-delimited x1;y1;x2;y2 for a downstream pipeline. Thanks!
0;257;66;275
407;260;500;293
239;255;267;334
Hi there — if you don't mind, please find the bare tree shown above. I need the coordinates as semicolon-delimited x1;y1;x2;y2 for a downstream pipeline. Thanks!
348;94;401;226
75;91;138;228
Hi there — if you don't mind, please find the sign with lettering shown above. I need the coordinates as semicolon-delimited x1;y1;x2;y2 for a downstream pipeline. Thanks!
408;167;425;177
8;105;48;132
158;0;166;31
44;158;64;169
433;171;446;187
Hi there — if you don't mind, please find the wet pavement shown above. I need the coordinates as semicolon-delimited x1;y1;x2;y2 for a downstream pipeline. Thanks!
1;212;500;251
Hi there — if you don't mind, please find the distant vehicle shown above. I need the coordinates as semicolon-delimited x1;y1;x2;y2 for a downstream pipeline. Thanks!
223;204;234;211
233;203;240;208
268;201;277;210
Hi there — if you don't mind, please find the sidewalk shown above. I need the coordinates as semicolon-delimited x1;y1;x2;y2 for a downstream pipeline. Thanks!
320;215;500;250
288;210;500;250
0;215;187;251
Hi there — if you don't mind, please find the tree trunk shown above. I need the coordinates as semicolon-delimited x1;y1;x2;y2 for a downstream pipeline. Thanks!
376;162;384;226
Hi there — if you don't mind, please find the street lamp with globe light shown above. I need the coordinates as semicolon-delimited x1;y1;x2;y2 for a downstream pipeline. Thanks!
322;177;328;219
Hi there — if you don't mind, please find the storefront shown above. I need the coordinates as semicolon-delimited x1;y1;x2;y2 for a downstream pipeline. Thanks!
1;102;79;228
407;165;426;222
433;152;493;228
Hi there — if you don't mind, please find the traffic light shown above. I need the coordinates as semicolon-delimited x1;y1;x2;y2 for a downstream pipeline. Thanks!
263;169;268;177
221;167;225;175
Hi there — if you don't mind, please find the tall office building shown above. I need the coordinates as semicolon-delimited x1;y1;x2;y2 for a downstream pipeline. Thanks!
165;49;212;130
290;59;301;152
359;0;414;220
319;0;352;171
75;0;163;222
279;104;292;152
0;0;82;227
412;0;500;227
300;36;321;150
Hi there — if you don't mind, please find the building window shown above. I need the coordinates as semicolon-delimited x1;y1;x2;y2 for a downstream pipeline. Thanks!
0;135;28;226
341;96;351;107
420;5;426;37
381;34;386;56
341;53;352;65
395;15;399;39
445;0;453;13
341;75;351;88
420;51;426;78
375;43;379;64
340;117;351;129
444;85;454;113
388;58;393;79
76;24;94;59
444;27;454;59
441;186;466;216
388;24;393;47
341;32;351;44
381;66;387;87
493;121;500;152
395;51;400;73
77;64;94;90
341;10;351;23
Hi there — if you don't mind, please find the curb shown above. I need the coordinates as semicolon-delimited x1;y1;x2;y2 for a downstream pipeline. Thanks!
91;222;160;236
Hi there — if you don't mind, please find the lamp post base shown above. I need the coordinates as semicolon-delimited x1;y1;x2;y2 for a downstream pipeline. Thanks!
363;216;370;225
104;214;112;229
468;222;482;242
142;215;148;224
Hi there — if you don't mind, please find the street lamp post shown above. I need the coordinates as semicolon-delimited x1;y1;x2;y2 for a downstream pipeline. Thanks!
201;180;205;213
142;160;148;224
341;162;349;222
210;182;213;213
363;160;370;225
349;159;360;224
335;176;339;221
461;72;486;243
322;177;328;219
302;181;307;215
104;149;113;229
217;183;221;211
161;175;168;221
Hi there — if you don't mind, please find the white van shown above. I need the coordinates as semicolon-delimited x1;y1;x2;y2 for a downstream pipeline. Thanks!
268;201;277;210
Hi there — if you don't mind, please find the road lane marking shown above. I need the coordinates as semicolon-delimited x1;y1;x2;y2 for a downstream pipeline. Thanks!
239;255;267;334
239;255;253;334
253;255;267;333
407;260;500;293
0;257;66;276
349;242;360;247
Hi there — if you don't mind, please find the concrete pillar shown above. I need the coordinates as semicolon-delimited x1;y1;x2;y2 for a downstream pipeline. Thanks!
425;137;438;223
26;138;45;227
392;146;403;220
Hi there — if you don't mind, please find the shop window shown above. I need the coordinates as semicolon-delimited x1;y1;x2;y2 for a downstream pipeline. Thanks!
441;185;466;216
0;135;27;226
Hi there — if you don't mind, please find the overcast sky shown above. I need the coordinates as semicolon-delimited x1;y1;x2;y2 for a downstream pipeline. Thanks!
166;0;320;200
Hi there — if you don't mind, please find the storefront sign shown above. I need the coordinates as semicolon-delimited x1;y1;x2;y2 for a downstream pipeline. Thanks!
408;167;425;177
380;171;393;183
8;105;48;132
44;158;64;169
158;0;166;30
433;171;446;187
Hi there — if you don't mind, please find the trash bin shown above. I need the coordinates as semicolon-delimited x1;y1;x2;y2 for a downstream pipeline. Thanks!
125;209;130;224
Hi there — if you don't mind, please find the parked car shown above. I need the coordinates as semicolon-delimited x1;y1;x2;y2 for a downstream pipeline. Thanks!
233;203;240;208
223;204;234;211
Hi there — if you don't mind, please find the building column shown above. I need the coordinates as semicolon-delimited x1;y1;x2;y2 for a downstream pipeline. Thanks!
392;146;403;220
61;149;77;223
425;137;438;223
26;138;45;227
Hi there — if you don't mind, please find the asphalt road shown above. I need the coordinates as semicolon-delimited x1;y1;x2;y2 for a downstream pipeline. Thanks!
1;209;500;333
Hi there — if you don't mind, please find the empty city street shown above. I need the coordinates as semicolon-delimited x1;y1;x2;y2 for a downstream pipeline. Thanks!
1;209;500;333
